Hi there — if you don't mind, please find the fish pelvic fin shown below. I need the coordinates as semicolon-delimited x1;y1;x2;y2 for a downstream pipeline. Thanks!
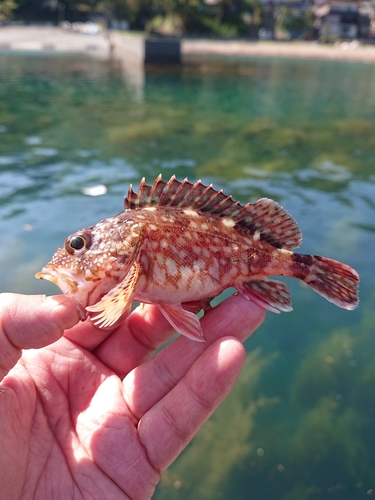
238;279;293;313
302;255;359;310
158;303;205;342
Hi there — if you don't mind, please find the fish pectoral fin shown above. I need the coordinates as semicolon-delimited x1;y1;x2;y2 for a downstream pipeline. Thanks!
238;279;293;314
158;303;205;342
86;262;141;328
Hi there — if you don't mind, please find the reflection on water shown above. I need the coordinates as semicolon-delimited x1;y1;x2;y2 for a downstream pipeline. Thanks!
1;52;375;499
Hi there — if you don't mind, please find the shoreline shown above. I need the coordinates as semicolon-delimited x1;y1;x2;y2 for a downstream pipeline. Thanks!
182;39;375;63
2;26;375;63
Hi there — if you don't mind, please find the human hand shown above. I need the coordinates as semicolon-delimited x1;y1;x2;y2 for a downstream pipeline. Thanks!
0;292;265;500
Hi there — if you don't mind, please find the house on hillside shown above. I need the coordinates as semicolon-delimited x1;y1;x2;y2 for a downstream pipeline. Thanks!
314;1;373;40
258;0;374;40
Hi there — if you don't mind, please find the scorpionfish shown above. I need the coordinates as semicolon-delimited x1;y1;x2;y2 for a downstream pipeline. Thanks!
36;175;359;341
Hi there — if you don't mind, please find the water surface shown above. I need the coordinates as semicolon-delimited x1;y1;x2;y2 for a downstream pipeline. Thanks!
1;52;374;499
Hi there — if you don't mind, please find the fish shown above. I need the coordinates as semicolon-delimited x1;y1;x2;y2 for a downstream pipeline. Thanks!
36;175;359;341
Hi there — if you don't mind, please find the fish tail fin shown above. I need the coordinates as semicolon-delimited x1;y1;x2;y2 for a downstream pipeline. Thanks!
303;255;359;310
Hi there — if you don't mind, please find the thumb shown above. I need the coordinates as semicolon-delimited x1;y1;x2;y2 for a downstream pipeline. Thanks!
0;293;79;380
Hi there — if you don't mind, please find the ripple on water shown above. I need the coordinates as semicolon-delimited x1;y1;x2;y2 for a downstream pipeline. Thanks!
25;136;42;145
32;147;59;157
296;160;352;183
0;170;35;198
0;155;18;165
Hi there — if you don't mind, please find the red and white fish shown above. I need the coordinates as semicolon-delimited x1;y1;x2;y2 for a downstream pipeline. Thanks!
36;175;359;341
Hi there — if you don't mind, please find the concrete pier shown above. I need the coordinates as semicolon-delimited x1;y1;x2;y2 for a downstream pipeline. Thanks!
144;38;181;64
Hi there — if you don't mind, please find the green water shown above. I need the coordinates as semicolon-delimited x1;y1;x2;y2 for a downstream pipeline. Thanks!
1;52;375;499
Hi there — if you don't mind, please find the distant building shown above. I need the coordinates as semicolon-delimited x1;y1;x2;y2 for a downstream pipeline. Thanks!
314;1;372;40
257;0;374;40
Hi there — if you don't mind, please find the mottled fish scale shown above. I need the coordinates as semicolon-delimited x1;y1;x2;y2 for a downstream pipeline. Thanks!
36;175;360;341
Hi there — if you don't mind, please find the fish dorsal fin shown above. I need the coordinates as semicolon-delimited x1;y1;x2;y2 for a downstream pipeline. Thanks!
234;198;302;250
124;175;241;216
124;176;301;250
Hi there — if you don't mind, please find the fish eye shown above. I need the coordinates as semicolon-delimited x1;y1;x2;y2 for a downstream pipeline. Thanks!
65;231;92;255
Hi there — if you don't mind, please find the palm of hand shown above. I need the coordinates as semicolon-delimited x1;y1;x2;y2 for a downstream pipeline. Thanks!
13;338;157;499
1;295;265;500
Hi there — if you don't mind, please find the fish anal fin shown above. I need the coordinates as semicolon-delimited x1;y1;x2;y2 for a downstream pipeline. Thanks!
87;262;141;328
238;279;293;313
158;303;205;342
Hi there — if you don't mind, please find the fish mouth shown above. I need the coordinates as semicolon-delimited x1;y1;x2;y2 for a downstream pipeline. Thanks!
35;267;88;320
36;268;79;293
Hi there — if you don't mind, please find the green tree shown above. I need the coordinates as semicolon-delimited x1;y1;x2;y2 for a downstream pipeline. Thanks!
274;5;314;36
0;0;18;20
14;0;105;23
137;0;264;36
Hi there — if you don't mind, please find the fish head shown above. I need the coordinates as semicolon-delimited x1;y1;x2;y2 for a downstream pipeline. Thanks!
36;215;144;321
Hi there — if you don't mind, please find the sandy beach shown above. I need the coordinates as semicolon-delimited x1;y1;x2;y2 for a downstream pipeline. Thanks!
182;38;375;63
2;25;375;63
0;25;110;57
